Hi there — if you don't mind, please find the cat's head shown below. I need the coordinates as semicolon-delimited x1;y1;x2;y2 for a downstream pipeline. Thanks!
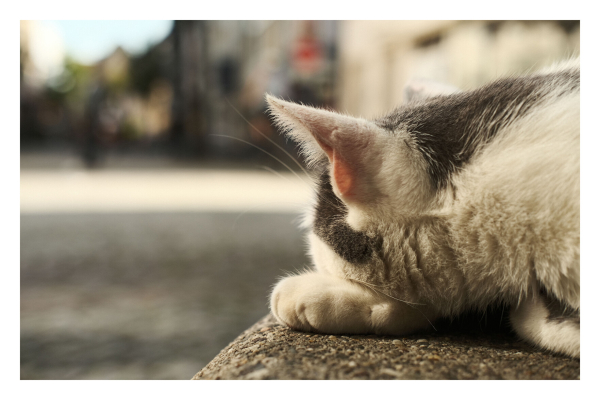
266;93;443;230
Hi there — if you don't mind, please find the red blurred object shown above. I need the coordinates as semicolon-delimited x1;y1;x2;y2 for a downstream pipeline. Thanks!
292;21;324;76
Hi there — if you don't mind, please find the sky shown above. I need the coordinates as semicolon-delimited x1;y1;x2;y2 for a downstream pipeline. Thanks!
27;20;174;79
46;20;174;64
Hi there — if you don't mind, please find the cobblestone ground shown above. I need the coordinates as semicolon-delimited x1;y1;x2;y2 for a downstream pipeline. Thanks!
21;212;309;379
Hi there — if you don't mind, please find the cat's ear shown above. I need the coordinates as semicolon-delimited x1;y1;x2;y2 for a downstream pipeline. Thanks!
403;78;460;103
266;95;382;201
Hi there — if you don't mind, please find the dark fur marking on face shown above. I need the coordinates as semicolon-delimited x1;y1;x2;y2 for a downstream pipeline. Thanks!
374;69;579;191
313;171;381;264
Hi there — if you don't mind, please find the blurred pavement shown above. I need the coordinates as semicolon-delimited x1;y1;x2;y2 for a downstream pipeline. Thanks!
21;167;312;214
21;163;312;379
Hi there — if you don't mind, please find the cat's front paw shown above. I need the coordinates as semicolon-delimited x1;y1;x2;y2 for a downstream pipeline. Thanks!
270;272;395;334
270;274;326;332
270;272;438;336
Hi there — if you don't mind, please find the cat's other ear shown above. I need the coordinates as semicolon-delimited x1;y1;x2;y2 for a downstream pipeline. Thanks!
403;78;460;103
266;94;384;202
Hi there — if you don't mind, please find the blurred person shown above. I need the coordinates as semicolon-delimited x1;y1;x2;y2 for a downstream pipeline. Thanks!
289;20;325;107
82;79;107;168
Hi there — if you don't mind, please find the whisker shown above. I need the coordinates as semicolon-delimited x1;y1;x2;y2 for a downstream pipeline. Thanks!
218;136;344;213
348;277;396;289
228;98;353;212
210;134;315;192
347;277;424;306
261;164;340;213
210;134;298;177
223;98;342;211
260;165;297;185
346;277;437;331
230;200;308;231
224;97;312;179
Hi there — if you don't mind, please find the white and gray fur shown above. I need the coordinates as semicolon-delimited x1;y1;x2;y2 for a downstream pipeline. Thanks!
266;58;580;358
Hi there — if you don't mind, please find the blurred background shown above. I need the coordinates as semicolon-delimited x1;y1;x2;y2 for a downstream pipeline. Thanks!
20;20;580;379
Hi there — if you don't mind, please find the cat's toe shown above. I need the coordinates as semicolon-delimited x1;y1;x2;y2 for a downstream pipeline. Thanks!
270;277;316;332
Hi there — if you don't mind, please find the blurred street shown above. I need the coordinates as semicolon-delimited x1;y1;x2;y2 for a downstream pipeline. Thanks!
21;164;312;214
21;161;312;379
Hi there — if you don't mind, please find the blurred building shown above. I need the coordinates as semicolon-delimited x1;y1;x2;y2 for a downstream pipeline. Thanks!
171;20;338;159
20;20;339;165
20;20;579;164
337;20;580;118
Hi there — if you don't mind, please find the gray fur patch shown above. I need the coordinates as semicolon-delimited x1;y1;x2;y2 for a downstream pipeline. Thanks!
313;171;381;264
374;70;579;191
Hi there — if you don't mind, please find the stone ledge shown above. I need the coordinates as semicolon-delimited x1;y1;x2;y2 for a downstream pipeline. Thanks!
192;314;579;380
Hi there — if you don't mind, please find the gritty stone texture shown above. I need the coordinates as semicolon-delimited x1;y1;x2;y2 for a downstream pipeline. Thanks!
193;314;579;380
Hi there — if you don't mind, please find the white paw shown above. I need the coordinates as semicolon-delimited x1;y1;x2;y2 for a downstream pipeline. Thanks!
270;273;375;334
271;273;437;336
269;290;311;332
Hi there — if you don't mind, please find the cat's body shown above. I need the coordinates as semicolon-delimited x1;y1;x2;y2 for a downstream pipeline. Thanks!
267;58;580;358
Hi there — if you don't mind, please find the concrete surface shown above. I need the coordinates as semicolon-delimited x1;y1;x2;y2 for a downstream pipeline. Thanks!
21;212;309;379
20;163;313;379
193;314;580;380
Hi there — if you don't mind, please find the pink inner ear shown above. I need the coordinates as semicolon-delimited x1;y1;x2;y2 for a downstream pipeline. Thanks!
332;151;354;197
301;116;358;199
313;135;334;161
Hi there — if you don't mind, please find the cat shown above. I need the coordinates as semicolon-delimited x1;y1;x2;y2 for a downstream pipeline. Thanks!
266;58;580;358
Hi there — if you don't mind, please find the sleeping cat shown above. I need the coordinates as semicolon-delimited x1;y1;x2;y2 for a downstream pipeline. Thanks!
266;58;580;358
